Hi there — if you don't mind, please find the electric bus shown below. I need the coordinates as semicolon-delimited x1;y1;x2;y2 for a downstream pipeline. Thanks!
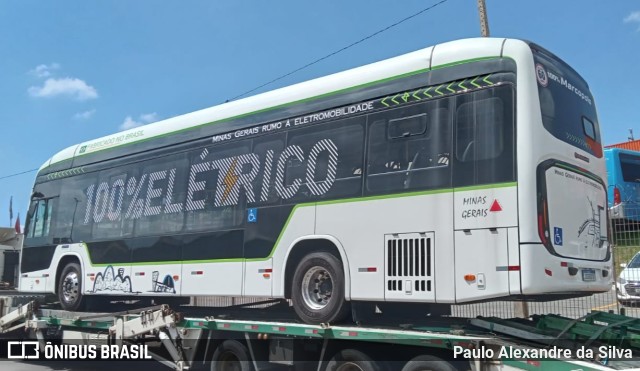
20;38;612;324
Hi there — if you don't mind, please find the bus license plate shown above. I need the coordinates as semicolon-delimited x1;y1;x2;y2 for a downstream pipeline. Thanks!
582;269;596;282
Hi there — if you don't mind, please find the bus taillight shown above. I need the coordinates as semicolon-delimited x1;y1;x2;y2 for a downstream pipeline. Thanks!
614;186;621;205
538;199;548;245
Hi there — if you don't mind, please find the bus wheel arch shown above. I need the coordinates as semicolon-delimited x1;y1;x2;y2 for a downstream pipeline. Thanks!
56;255;86;311
283;237;351;299
285;238;351;324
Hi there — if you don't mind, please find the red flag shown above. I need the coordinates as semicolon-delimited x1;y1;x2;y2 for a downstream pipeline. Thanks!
14;214;20;234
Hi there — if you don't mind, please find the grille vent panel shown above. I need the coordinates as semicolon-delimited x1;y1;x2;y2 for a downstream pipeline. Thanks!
384;232;434;300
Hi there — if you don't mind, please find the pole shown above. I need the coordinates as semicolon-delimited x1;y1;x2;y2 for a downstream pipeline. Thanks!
513;301;530;318
477;0;490;37
9;196;13;228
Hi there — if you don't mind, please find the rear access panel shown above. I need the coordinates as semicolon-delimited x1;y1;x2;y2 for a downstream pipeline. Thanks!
454;228;510;302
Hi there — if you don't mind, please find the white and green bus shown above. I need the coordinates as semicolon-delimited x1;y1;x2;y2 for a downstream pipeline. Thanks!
20;38;612;324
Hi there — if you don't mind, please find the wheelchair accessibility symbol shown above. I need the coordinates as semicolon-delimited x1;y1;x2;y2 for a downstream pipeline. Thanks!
553;227;563;246
248;208;258;223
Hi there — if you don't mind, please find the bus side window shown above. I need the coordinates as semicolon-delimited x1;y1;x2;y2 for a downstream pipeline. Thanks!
455;96;504;163
286;117;365;201
366;101;451;195
185;141;250;232
132;155;187;238
58;173;97;243
453;86;514;187
283;149;306;191
252;133;286;205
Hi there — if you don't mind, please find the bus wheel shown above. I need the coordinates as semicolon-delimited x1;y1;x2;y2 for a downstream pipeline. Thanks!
58;262;85;311
210;340;252;371
324;349;384;371
291;251;349;324
401;355;457;371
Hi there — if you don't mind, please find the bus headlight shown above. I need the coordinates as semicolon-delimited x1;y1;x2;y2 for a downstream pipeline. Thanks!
618;277;627;285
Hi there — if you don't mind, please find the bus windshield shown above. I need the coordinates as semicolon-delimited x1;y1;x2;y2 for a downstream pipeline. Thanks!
532;45;602;158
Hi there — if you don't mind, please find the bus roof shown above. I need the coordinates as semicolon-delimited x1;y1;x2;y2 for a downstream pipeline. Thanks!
605;140;640;153
40;37;522;173
605;147;640;156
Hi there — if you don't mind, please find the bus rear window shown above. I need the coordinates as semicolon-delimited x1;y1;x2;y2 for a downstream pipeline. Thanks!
532;47;602;158
620;153;640;183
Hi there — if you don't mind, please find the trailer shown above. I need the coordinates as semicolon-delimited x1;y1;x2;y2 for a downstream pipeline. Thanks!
1;295;640;371
0;228;21;289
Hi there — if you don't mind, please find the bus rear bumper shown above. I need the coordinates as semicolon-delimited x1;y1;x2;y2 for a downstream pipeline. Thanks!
520;244;613;295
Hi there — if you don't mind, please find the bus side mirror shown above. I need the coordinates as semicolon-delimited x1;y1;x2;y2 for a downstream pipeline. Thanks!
621;263;627;269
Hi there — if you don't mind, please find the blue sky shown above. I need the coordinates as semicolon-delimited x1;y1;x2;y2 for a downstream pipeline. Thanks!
0;0;639;227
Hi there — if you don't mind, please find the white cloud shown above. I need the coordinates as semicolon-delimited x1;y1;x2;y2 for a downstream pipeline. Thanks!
138;112;158;122
119;116;141;130
624;11;640;23
624;11;640;31
73;109;96;120
29;63;60;78
28;77;98;101
119;112;159;131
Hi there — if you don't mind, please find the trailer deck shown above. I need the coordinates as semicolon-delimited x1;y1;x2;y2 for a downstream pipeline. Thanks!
1;296;639;371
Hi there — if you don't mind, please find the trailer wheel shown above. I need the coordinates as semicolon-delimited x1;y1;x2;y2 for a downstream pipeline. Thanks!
401;355;456;371
58;262;85;311
324;349;385;371
291;251;350;324
210;340;252;371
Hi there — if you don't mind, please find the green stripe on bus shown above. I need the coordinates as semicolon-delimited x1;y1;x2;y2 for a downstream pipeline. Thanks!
43;56;503;170
454;181;517;192
82;181;517;267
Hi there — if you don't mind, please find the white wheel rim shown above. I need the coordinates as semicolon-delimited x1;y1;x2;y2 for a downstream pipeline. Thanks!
301;266;334;310
62;271;79;304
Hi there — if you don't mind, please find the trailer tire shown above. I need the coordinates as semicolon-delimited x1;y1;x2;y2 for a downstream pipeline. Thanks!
291;251;350;324
401;355;456;371
210;340;252;371
58;262;85;311
325;349;384;371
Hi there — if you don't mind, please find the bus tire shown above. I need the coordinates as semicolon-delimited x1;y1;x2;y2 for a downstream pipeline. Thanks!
210;340;252;371
401;355;457;371
324;349;384;371
291;251;350;324
58;262;85;311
